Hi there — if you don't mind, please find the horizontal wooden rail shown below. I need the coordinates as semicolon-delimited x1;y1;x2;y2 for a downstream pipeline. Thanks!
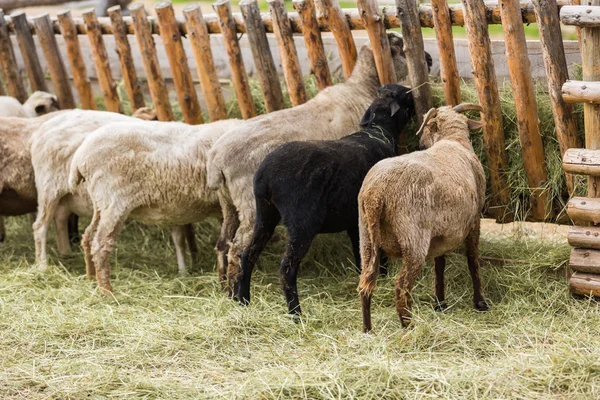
563;148;600;176
561;5;600;27
567;197;600;224
1;1;570;36
569;226;600;250
563;81;600;104
570;271;600;296
570;248;600;273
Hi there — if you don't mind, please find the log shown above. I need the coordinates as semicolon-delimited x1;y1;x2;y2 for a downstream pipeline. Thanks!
0;10;27;102
82;9;121;113
396;0;432;123
533;0;581;195
319;0;357;79
567;197;600;224
239;0;285;113
214;0;255;119
562;80;600;104
11;11;47;93
183;4;228;121
32;14;75;109
107;5;145;111
268;0;307;106
156;2;203;125
569;272;600;297
561;5;600;27
357;0;396;85
563;148;600;176
431;0;460;106
57;10;96;110
462;0;511;221
569;226;600;251
570;248;600;273
130;3;174;121
500;0;552;221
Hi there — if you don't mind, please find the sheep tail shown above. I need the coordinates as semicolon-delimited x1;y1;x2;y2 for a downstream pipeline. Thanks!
357;194;383;297
68;161;84;192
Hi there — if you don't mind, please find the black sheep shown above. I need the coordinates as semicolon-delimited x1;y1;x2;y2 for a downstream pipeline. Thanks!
236;84;416;315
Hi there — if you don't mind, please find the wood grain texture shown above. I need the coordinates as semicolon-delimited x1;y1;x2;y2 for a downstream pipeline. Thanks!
319;0;357;78
430;0;460;106
562;80;600;104
0;10;27;102
569;271;600;297
568;226;600;250
357;0;396;85
11;11;47;93
567;197;600;224
561;5;600;27
563;148;600;176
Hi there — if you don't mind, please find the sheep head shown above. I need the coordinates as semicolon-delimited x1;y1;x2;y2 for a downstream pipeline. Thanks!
24;91;59;116
416;104;485;150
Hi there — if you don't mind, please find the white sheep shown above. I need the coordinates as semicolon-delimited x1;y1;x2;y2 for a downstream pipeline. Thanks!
68;118;244;292
206;32;426;294
357;104;489;332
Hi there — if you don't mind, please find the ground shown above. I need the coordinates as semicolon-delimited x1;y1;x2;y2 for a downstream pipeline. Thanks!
1;215;599;399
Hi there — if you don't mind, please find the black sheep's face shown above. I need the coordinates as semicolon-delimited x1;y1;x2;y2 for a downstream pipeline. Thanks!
361;84;415;128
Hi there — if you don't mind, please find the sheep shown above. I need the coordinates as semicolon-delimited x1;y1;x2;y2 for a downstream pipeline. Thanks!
357;104;489;332
236;85;416;314
68;118;245;292
207;32;431;294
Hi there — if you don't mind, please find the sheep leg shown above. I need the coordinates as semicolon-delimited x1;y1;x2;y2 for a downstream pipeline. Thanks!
434;255;447;310
184;224;199;268
82;209;101;279
54;203;73;257
395;247;427;328
238;199;280;305
171;225;188;276
227;219;253;298
465;220;488;311
0;217;5;242
32;197;60;269
216;194;239;294
68;214;80;245
358;209;382;333
347;227;362;274
91;212;126;293
280;233;314;315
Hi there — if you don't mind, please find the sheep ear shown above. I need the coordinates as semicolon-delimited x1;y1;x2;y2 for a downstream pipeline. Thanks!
390;102;401;116
360;108;373;127
467;119;485;130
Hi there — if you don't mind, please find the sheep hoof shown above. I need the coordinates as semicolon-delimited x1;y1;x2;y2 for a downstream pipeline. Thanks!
434;301;447;312
474;300;489;311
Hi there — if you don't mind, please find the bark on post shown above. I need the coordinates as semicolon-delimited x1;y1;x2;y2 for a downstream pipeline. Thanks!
183;4;227;121
293;0;331;91
0;10;27;102
319;0;357;79
214;0;255;119
462;0;510;220
533;0;581;195
11;11;47;94
568;197;600;224
357;0;396;85
32;14;76;109
107;5;145;111
130;2;174;121
156;1;203;125
396;0;432;122
268;0;307;106
57;10;97;110
82;8;122;113
240;0;285;113
500;0;552;220
431;0;460;106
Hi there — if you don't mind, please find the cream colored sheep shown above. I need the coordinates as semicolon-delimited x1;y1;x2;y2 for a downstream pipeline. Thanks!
357;104;489;332
206;32;426;294
68;118;244;292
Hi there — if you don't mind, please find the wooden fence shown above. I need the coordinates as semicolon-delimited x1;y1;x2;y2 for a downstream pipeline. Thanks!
0;0;581;223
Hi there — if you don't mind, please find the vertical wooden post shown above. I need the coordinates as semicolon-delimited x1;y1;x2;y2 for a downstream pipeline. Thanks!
0;10;27;102
396;0;432;122
107;5;145;111
130;2;174;121
11;12;47;94
268;0;307;106
462;0;511;219
320;0;357;79
32;14;76;109
156;2;203;125
183;4;228;121
293;0;332;91
501;0;552;220
357;0;396;85
57;10;97;110
214;0;255;119
0;79;5;95
533;0;581;194
431;0;461;106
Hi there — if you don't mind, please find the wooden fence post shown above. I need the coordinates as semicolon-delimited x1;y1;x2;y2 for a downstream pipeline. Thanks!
240;0;285;113
320;0;357;79
533;0;581;195
57;10;97;110
501;0;552;220
462;0;511;220
183;4;228;121
32;14;75;109
293;0;332;91
0;10;27;102
107;5;145;111
357;0;396;85
268;0;308;106
214;0;255;119
130;2;174;121
396;0;432;122
156;2;203;125
11;11;47;94
431;0;460;106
